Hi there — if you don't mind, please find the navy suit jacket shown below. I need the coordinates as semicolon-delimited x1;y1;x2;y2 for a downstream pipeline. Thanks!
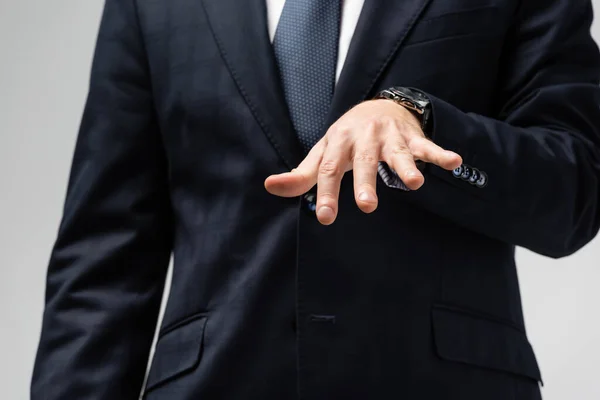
33;0;600;399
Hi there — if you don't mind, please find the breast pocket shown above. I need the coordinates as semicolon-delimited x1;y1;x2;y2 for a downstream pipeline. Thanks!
404;5;503;47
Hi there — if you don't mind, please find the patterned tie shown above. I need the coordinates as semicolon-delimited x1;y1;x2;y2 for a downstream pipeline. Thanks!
273;0;342;153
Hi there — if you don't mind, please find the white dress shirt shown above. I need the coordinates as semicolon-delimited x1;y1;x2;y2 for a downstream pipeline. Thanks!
266;0;366;82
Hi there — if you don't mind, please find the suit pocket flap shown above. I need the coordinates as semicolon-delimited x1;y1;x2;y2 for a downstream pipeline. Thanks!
145;315;208;393
432;305;542;383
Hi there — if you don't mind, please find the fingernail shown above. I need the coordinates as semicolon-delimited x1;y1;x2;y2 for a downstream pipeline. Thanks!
317;206;335;223
406;170;419;177
358;191;375;202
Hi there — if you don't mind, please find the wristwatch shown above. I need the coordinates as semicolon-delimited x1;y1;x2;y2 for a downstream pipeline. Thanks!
375;87;432;133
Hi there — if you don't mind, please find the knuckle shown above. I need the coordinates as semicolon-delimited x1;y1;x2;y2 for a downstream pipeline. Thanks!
329;125;351;139
389;144;410;157
319;160;341;176
408;141;427;158
354;150;378;165
363;126;380;141
365;118;383;132
379;115;397;127
406;134;426;147
411;148;426;160
328;127;353;147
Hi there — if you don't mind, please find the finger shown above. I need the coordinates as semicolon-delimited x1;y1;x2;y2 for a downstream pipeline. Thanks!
316;135;351;225
408;136;462;170
352;137;380;214
386;143;425;190
264;140;325;197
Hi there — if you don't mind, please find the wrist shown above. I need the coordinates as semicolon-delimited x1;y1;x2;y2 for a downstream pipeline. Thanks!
375;87;432;136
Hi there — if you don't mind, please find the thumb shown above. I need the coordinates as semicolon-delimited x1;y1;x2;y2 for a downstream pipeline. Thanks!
265;141;324;197
264;169;314;198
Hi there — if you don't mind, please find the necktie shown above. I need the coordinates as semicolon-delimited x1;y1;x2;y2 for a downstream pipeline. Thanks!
273;0;342;152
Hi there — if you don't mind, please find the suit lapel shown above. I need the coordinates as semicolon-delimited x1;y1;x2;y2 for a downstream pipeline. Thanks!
201;0;303;169
326;0;433;127
201;0;433;168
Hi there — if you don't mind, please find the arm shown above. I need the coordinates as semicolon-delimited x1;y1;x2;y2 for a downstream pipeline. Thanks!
31;0;172;398
412;0;600;257
265;0;600;258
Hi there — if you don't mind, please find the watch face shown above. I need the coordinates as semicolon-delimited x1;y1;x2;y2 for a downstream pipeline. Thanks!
391;88;429;108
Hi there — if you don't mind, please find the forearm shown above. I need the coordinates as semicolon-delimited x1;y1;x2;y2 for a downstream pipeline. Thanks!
390;0;600;257
410;88;600;257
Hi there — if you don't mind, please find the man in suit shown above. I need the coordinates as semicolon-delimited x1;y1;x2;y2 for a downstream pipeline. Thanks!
32;0;600;399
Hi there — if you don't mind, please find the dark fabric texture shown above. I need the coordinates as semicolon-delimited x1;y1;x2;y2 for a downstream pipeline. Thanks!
32;0;600;399
144;315;208;393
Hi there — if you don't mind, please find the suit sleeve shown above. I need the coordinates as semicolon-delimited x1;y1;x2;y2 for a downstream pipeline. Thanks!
31;0;172;398
408;0;600;258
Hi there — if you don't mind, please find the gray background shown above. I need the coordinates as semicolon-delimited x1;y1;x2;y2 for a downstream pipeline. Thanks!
1;1;599;399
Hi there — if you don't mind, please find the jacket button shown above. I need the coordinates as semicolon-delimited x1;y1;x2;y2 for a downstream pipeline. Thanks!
460;165;472;180
303;193;316;212
475;171;488;188
452;165;464;177
468;168;480;184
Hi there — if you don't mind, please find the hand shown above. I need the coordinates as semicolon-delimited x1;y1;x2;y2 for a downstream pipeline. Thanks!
264;99;462;225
